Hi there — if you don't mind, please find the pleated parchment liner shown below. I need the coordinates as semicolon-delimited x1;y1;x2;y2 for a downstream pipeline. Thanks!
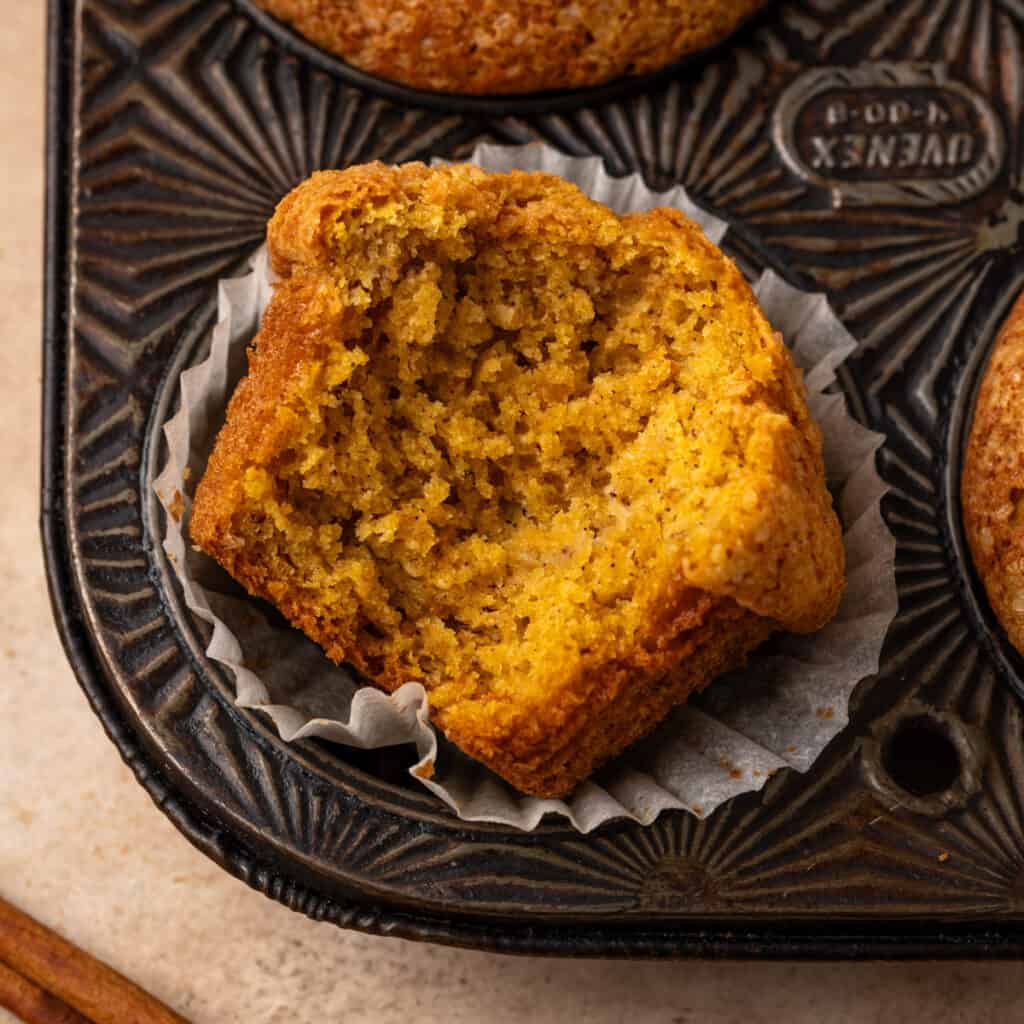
155;143;897;834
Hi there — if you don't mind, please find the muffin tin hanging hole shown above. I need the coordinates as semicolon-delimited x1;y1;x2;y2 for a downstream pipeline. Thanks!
882;717;961;798
862;703;985;817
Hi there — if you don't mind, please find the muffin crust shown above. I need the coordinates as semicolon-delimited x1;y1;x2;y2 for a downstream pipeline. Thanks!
254;0;767;95
963;292;1024;656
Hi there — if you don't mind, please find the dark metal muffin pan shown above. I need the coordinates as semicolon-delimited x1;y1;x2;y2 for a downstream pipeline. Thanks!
43;0;1024;956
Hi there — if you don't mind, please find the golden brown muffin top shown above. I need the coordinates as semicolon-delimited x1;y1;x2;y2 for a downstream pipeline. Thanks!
254;0;767;94
963;293;1024;655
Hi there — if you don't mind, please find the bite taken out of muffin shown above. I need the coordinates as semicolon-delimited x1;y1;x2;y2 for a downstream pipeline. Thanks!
190;162;845;798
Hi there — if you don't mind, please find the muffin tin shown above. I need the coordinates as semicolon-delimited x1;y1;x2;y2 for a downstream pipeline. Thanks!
43;0;1024;956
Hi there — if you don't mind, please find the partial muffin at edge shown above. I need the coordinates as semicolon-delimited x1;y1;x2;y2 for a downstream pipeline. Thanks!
963;292;1024;656
253;0;768;95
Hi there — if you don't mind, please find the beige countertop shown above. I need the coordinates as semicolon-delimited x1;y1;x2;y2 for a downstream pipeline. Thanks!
4;4;1024;1021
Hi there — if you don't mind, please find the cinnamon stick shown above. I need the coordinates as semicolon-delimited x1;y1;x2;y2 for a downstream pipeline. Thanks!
0;960;91;1024
0;896;188;1024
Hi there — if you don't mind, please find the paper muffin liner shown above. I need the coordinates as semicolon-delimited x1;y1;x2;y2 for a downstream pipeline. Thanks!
154;143;896;834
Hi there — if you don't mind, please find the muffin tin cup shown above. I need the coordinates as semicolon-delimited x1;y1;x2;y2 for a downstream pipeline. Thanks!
233;0;777;116
153;142;896;834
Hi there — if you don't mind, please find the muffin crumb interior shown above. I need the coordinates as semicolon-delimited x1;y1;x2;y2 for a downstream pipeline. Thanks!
235;178;777;708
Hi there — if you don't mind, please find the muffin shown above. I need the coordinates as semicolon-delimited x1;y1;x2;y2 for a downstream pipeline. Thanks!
190;162;844;797
253;0;768;95
962;292;1024;656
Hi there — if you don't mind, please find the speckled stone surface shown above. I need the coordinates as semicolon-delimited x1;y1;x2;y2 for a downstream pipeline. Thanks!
5;4;1024;1021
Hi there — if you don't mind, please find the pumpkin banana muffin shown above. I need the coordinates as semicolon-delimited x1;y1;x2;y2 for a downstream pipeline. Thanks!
253;0;768;95
962;293;1024;657
190;162;844;797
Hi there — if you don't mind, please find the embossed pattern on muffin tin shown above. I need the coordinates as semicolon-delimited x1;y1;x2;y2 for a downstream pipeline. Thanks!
43;0;1024;955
